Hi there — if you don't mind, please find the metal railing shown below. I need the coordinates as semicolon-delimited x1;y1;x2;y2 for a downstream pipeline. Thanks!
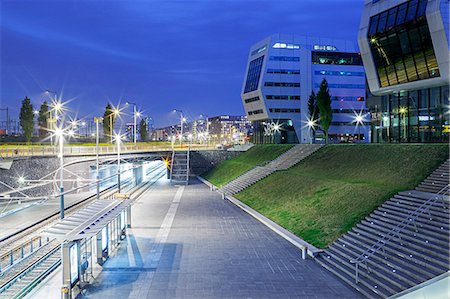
350;184;449;284
0;144;216;158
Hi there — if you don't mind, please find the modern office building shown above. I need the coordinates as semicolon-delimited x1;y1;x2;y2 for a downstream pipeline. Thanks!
241;34;370;144
358;0;449;143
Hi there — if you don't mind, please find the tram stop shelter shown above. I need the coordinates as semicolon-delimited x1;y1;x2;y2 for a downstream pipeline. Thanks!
41;198;132;299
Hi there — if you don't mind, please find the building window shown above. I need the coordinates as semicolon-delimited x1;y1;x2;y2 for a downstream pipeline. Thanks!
367;0;440;88
244;56;264;93
314;70;365;76
244;96;260;103
248;109;264;116
313;45;338;51
266;95;300;100
265;82;300;87
269;56;300;62
269;108;300;113
251;45;267;56
312;52;363;65
267;69;300;74
314;83;365;89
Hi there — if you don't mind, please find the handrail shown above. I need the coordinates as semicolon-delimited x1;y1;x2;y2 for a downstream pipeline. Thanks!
350;184;449;284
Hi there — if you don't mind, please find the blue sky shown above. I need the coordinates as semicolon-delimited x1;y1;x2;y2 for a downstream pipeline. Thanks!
1;0;364;127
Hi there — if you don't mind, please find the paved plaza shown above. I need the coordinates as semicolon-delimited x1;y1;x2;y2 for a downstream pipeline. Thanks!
29;178;361;299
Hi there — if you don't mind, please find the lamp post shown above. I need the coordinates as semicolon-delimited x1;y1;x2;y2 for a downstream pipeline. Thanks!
54;128;65;219
355;114;363;143
44;90;59;145
126;101;139;145
94;117;103;200
173;109;184;146
115;133;121;192
110;108;120;144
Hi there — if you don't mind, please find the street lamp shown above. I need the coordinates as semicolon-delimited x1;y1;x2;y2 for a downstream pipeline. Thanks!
54;127;65;219
173;109;184;146
126;101;140;145
114;133;122;192
109;108;120;144
94;117;103;200
355;114;364;143
306;117;317;144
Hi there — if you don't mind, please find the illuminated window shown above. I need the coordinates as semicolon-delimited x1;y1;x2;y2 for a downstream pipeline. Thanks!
266;95;300;100
367;0;440;87
313;45;337;51
267;69;300;74
314;70;365;76
312;52;362;65
244;96;260;103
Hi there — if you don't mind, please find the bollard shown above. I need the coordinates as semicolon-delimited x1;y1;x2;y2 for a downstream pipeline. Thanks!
221;193;225;200
10;250;13;265
39;237;42;247
301;247;306;260
30;239;33;253
21;246;24;258
61;285;70;299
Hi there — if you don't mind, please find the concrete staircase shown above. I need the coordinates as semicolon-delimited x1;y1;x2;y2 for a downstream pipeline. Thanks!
415;159;449;193
170;150;190;185
221;144;322;196
316;159;450;298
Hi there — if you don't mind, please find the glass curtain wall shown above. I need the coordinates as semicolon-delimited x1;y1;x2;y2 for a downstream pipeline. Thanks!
371;86;449;143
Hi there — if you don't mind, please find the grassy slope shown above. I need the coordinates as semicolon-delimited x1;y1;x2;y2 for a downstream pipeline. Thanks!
202;144;293;186
235;144;449;248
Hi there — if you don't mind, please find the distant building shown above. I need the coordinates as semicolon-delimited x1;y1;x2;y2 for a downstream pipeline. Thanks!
358;0;449;143
241;34;370;144
151;115;252;144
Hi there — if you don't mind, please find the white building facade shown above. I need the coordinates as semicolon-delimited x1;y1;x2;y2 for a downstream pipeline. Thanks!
241;34;370;144
358;0;449;142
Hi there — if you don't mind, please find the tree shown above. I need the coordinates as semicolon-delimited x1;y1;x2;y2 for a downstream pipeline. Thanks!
102;104;116;142
316;79;333;144
37;101;49;138
139;118;148;141
307;91;320;144
19;97;34;143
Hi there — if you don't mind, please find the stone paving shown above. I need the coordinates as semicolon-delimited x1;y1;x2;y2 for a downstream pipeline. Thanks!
26;177;361;298
73;178;362;299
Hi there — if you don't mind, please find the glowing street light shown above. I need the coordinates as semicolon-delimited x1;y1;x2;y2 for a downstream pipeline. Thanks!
109;107;121;144
354;112;365;144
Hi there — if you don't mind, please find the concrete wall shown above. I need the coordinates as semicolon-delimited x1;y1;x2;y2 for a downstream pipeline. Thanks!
189;150;241;175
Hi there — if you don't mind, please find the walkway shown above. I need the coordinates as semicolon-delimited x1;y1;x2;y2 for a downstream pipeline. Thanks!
30;178;362;298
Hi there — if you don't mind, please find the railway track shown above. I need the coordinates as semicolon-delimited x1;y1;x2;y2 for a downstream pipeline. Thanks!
0;164;166;298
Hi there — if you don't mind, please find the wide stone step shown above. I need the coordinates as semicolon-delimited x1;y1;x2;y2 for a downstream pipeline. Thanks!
316;254;387;298
366;214;450;244
323;249;400;296
336;237;440;278
355;223;449;265
379;204;449;225
345;230;448;273
371;209;450;235
327;245;419;290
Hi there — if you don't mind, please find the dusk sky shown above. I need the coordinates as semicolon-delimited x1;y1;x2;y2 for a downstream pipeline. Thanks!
1;0;364;127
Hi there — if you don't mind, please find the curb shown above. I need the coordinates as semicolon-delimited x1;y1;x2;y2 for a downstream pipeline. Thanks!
197;176;322;258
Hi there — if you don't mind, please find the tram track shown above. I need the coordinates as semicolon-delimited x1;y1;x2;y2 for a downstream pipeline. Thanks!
0;164;167;298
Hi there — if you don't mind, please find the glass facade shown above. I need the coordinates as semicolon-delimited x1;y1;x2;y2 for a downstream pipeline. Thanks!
370;86;449;143
244;56;264;93
368;0;440;88
312;51;363;65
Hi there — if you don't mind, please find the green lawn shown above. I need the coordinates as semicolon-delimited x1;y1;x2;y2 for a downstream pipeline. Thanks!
234;144;449;248
202;144;293;186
